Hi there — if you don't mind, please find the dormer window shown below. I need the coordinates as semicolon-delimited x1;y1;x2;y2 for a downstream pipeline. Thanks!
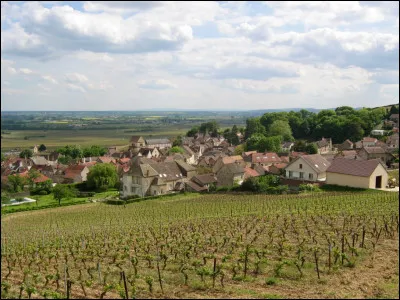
299;164;302;169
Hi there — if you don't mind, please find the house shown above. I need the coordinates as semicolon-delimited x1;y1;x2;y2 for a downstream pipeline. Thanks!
107;146;117;155
281;142;294;152
316;137;333;154
96;156;116;164
145;138;171;149
213;155;245;173
186;174;218;192
335;150;364;161
64;165;90;183
137;147;160;159
390;114;399;125
358;147;394;165
31;145;39;154
284;154;331;182
266;163;287;175
242;151;257;160
355;137;378;149
386;133;399;149
326;158;388;189
121;157;197;198
215;162;245;187
243;167;261;180
30;156;48;167
130;136;146;148
246;152;282;167
338;139;354;151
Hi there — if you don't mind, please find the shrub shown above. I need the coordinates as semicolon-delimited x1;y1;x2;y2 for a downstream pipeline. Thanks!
299;183;321;193
265;277;277;286
38;190;48;195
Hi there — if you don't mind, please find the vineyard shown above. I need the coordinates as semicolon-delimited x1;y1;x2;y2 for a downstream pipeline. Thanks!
1;192;399;299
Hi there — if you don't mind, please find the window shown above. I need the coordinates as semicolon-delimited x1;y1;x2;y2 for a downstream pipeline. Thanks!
299;172;304;179
289;171;293;178
131;187;134;193
309;173;313;180
299;164;303;169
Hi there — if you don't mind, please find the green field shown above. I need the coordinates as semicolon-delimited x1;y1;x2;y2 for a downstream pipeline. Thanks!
1;192;398;299
0;128;188;150
1;190;119;214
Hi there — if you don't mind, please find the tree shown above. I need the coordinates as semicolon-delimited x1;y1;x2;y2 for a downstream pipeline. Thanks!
82;145;107;157
53;184;75;206
19;149;33;159
268;120;294;141
258;136;282;153
186;126;199;137
7;175;26;193
87;164;119;191
389;105;399;115
245;118;266;139
304;143;318;154
172;135;183;147
234;144;245;155
38;144;47;152
1;153;4;162
27;168;41;189
169;146;184;154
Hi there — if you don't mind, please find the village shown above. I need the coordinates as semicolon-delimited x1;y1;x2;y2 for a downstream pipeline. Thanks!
2;111;399;202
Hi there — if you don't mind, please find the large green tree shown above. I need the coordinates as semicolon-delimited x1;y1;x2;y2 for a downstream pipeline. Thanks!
244;118;266;139
7;175;26;193
268;120;294;141
38;144;47;152
19;149;33;159
53;184;76;206
87;164;119;191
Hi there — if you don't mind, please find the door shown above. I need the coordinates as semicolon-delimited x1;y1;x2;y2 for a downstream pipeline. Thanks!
375;176;382;189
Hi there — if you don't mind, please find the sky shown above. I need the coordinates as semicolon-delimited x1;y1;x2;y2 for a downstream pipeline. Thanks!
1;1;399;111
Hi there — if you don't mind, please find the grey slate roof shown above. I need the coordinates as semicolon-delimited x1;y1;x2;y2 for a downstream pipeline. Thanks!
146;138;171;145
327;158;385;177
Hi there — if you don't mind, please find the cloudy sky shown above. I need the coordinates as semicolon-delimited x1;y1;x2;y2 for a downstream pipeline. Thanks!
1;1;399;111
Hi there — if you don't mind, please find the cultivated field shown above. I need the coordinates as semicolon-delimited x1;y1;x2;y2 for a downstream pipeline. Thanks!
1;192;399;299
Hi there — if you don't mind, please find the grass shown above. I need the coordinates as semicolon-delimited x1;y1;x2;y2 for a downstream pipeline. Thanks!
1;190;119;214
1;128;189;150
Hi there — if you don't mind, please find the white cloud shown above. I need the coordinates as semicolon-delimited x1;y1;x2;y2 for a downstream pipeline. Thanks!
42;75;58;84
19;68;34;74
1;1;398;110
138;79;177;89
66;83;86;93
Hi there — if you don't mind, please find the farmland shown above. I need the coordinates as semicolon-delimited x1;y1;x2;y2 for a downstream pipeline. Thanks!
1;111;247;150
1;192;398;299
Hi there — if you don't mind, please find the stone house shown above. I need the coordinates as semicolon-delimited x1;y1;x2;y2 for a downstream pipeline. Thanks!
186;174;217;192
386;133;399;149
338;139;354;151
213;155;245;174
121;157;196;198
358;147;394;165
245;152;282;167
146;138;171;149
215;162;245;187
326;158;388;189
284;154;331;182
316;137;333;154
130;136;146;148
137;147;160;159
64;165;90;183
281;142;294;152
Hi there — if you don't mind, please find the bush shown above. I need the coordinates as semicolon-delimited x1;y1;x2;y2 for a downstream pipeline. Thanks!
299;183;321;193
266;277;277;286
38;190;48;195
77;191;96;198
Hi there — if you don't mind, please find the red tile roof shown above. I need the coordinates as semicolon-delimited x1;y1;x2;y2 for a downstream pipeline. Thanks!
362;137;377;143
251;152;281;164
97;156;115;164
244;167;260;179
